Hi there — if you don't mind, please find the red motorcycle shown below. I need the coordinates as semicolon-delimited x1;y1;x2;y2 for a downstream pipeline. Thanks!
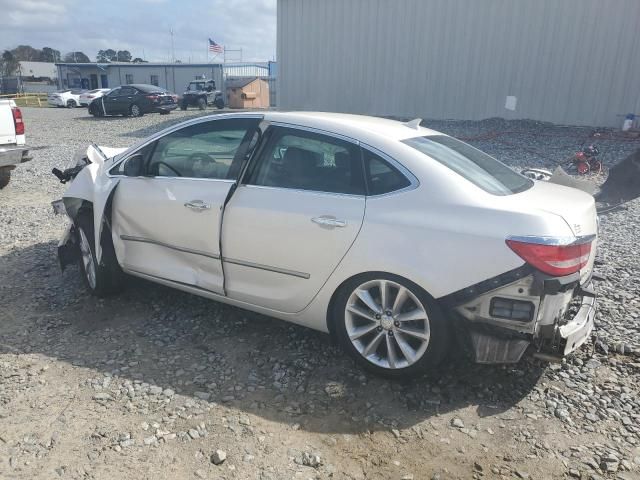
567;145;601;175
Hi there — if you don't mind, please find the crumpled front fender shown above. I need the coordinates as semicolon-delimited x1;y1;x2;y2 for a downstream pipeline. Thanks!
62;145;123;263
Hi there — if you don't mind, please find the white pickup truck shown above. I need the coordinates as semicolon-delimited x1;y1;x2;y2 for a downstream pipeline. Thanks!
0;99;30;189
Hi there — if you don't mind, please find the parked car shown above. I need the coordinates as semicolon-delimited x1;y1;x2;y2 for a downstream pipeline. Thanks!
0;99;30;189
47;89;86;108
88;84;178;117
79;88;110;106
180;79;224;110
52;112;598;377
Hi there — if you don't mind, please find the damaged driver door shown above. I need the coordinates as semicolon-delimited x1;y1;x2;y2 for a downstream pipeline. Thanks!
110;116;262;294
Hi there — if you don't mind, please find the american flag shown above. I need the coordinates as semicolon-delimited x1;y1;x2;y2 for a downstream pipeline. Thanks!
208;39;223;54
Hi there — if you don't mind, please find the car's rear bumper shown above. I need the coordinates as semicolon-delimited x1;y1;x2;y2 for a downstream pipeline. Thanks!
0;145;31;168
153;104;178;113
442;266;597;364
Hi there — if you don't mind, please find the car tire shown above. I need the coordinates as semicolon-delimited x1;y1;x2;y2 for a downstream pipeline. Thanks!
197;98;206;110
129;103;143;117
332;273;450;378
75;209;124;297
0;167;12;189
214;97;224;109
66;99;76;108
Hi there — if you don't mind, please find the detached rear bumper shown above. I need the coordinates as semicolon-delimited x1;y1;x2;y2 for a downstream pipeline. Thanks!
442;266;597;364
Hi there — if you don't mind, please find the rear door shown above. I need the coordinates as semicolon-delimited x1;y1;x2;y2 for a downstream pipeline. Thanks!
221;125;366;313
111;116;262;293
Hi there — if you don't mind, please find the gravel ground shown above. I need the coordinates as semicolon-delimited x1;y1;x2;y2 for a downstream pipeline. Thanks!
1;107;639;480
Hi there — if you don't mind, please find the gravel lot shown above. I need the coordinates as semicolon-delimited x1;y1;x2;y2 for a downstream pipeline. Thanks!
1;107;639;480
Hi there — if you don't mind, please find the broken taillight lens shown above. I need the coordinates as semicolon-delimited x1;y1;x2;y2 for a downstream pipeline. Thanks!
12;106;24;135
506;237;592;277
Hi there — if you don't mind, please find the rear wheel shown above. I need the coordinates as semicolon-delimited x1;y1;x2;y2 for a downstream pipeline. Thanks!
75;210;124;297
197;97;207;110
333;273;450;378
214;97;224;109
0;167;12;189
129;103;143;117
66;99;76;108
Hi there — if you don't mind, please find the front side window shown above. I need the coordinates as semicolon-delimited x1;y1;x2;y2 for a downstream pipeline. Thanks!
246;128;364;195
107;87;120;97
403;135;533;195
146;118;259;179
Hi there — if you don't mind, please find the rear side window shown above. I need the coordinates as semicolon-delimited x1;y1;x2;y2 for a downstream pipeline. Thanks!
363;149;411;195
402;135;532;195
247;127;365;195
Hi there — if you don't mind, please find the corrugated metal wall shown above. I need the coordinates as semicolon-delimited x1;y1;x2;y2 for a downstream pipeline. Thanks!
278;0;640;127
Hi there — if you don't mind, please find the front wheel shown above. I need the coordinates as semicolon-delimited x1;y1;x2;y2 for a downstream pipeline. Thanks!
66;99;77;108
75;210;124;297
197;98;207;110
214;97;224;109
333;273;450;378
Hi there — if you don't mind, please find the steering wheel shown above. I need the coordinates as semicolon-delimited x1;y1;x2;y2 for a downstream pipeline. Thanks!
188;152;217;164
154;161;182;177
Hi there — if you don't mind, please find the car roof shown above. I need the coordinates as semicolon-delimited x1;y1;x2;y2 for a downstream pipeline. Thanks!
262;111;441;142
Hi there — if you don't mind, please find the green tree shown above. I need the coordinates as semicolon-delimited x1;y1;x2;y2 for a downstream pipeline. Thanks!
116;50;132;62
63;51;90;63
1;50;19;76
132;57;147;63
96;49;117;62
41;47;61;63
11;45;41;61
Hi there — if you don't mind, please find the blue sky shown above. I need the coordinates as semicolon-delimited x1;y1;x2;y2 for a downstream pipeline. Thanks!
0;0;277;62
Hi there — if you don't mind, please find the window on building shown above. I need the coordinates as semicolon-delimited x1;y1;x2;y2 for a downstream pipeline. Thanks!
150;75;159;86
125;74;134;84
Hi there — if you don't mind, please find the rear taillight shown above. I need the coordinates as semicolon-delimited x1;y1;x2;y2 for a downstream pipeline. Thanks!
506;236;593;277
11;107;24;135
146;94;160;102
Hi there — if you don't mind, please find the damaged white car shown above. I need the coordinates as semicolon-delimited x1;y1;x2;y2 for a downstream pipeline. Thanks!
52;112;598;377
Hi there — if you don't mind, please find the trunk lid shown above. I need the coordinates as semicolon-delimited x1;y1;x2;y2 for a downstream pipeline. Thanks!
0;100;17;145
509;180;598;283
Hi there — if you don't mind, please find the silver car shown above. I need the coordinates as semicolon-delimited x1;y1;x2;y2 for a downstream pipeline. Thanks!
54;112;598;377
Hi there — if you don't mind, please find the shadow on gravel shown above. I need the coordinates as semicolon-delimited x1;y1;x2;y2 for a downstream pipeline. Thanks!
0;241;545;434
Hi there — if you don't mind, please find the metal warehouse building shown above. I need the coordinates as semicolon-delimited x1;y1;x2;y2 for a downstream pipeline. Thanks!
277;0;640;127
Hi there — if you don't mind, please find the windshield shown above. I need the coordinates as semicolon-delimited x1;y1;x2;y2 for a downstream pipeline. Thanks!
403;135;533;195
188;82;205;91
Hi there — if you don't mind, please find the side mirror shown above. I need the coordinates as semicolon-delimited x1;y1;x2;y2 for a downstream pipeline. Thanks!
123;154;145;176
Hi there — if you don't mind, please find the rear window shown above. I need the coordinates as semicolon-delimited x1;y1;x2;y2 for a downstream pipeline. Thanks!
403;135;533;195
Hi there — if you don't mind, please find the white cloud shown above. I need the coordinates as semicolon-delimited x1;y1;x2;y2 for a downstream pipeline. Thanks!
0;0;276;62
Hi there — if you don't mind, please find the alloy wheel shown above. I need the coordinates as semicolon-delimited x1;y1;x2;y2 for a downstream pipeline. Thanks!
131;104;140;116
344;279;430;369
78;228;97;289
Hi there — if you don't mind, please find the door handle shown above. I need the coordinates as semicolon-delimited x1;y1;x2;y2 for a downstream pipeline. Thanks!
184;200;211;211
311;216;347;228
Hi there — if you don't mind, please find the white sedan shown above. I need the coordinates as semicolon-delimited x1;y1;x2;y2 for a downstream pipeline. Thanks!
47;89;86;108
53;112;598;377
79;88;110;106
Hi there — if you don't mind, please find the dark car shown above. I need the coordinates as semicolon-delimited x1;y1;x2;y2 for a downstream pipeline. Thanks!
88;84;178;117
